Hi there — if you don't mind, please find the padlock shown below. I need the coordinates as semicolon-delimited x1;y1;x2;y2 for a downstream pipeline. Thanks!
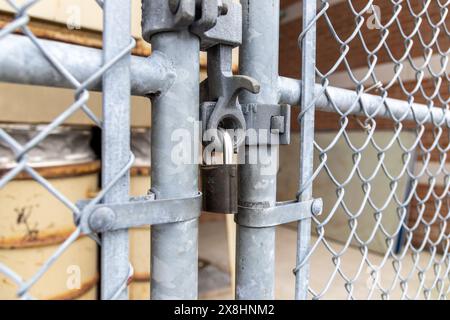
201;129;237;214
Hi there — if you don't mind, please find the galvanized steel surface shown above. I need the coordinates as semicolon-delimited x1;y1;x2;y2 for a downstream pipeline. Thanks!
148;30;200;300
0;34;176;98
0;0;449;301
235;0;280;300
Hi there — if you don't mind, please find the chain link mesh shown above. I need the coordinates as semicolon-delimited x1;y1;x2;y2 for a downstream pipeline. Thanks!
0;0;134;299
296;0;450;299
0;0;449;301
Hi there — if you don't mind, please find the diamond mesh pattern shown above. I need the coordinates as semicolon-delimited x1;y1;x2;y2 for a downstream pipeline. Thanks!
0;0;449;301
0;0;134;299
296;0;450;299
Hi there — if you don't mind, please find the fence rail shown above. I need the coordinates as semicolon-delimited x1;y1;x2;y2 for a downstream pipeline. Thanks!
0;0;448;300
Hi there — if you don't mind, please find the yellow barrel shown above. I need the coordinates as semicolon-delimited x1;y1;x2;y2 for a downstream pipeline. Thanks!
129;127;151;300
0;124;99;299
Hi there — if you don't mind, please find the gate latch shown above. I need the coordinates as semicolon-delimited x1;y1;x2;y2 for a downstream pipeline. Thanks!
236;198;323;228
242;103;291;145
76;192;202;234
200;44;260;146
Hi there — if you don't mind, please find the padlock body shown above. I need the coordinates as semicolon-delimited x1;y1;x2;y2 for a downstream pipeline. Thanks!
200;164;237;214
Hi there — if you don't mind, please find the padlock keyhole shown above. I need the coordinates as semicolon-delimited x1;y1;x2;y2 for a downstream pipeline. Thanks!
218;116;241;132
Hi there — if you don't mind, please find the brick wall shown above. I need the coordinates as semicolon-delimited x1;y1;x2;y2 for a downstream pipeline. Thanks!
281;0;449;152
280;0;448;110
280;0;449;76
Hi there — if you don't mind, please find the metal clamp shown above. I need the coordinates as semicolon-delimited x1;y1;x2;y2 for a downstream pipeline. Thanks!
142;0;196;41
201;45;260;146
77;192;202;234
242;103;291;145
236;198;322;228
142;0;237;46
192;0;242;50
190;0;220;41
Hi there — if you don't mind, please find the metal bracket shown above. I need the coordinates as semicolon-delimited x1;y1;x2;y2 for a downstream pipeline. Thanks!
242;103;291;145
142;0;240;48
235;198;322;228
77;192;202;234
190;0;219;40
200;45;260;146
192;0;242;50
142;0;196;41
142;1;257;148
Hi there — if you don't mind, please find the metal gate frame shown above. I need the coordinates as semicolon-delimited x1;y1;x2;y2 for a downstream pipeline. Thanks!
0;0;449;300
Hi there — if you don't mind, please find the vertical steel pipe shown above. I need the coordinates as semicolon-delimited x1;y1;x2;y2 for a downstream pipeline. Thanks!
101;0;131;300
295;0;317;300
236;0;280;300
150;31;200;300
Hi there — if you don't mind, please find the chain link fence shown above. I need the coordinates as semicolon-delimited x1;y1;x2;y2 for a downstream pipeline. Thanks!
292;0;450;299
0;0;448;300
0;0;135;299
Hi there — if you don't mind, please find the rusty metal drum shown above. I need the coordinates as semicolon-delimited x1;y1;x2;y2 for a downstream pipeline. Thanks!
0;124;99;299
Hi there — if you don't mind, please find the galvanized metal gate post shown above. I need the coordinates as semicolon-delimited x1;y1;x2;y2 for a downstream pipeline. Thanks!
236;0;280;300
1;0;449;301
295;0;317;300
148;31;200;300
101;0;132;300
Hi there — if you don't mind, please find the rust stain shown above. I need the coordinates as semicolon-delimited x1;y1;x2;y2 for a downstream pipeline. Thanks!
47;274;99;300
0;161;100;180
130;166;151;177
15;205;39;242
0;227;89;249
132;272;151;282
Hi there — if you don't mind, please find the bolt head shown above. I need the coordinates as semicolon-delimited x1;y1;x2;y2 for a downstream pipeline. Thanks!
270;115;285;134
311;198;323;216
89;207;115;232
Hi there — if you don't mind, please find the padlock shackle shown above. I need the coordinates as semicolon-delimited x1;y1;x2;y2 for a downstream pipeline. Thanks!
219;128;234;165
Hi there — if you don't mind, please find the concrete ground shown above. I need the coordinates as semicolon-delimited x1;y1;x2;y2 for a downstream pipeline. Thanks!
199;220;447;300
